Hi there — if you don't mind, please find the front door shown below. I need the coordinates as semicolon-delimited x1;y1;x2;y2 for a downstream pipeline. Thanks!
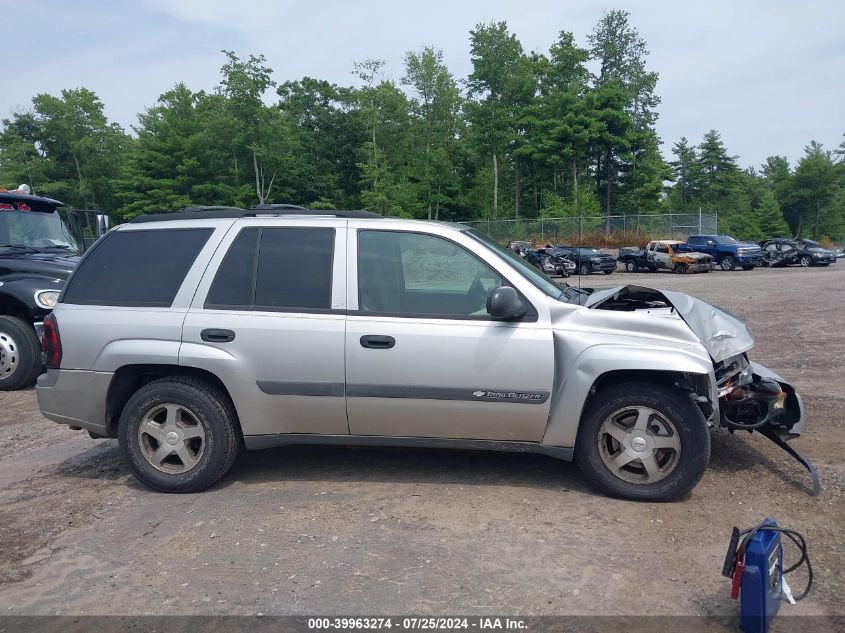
345;227;555;442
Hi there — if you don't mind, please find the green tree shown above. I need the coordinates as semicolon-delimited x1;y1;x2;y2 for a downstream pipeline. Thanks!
466;21;535;216
277;77;364;207
754;190;790;237
112;84;211;218
402;47;462;219
0;88;126;211
588;10;661;221
779;142;839;237
218;51;298;205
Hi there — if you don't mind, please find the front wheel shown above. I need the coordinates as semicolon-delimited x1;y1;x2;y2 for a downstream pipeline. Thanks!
0;315;43;391
799;255;812;267
118;376;240;493
673;263;686;274
575;381;711;501
603;269;614;275
625;261;637;272
579;263;591;276
720;255;736;271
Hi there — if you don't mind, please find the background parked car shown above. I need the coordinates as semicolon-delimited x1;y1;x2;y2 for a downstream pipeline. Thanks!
792;237;837;266
760;238;836;267
686;234;762;270
551;245;616;276
617;246;655;272
535;248;575;277
646;240;713;273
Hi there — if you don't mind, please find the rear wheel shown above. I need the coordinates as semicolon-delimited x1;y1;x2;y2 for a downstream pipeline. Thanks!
118;376;240;493
0;315;42;391
625;261;637;272
720;255;736;271
673;263;686;274
575;381;710;501
579;263;591;276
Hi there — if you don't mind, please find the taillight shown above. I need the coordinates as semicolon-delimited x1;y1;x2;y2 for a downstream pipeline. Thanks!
41;313;62;369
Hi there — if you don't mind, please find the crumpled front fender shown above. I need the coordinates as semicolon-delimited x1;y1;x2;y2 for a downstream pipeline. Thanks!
542;339;717;448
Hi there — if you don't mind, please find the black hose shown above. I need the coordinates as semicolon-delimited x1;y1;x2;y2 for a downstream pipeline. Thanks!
737;523;813;601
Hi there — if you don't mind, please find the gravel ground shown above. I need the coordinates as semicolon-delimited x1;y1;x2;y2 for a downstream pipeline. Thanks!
0;263;842;621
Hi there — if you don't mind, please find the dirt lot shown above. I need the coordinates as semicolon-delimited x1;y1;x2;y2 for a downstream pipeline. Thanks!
0;264;842;621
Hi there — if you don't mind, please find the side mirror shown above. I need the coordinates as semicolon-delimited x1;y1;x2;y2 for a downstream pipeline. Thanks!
95;214;110;238
487;286;528;320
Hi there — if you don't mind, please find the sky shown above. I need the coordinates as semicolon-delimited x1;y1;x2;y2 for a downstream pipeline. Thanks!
3;0;844;169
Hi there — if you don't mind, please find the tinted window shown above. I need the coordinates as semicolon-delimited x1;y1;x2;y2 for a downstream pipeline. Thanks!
255;228;334;309
656;244;669;253
206;228;259;307
358;230;503;317
62;228;212;307
205;227;334;311
688;236;703;245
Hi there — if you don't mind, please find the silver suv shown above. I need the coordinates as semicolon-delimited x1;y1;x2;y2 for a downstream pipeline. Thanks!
36;208;810;500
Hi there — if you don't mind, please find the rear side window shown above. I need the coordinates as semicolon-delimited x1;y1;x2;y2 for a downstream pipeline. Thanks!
62;228;212;307
205;227;334;311
688;236;703;245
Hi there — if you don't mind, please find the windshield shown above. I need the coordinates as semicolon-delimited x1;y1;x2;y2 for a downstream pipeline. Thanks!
716;235;739;245
0;210;80;253
799;239;821;248
465;229;578;302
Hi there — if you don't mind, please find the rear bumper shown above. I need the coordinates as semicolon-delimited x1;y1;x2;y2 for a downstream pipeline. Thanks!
36;369;113;436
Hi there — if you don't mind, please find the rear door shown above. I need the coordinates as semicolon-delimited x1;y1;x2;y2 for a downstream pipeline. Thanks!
344;223;555;442
181;218;349;437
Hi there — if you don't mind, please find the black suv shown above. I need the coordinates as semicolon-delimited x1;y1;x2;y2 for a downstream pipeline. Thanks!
0;189;108;389
552;245;616;276
760;237;837;267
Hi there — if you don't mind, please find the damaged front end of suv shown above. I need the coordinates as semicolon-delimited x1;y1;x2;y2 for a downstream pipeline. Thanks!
585;284;818;494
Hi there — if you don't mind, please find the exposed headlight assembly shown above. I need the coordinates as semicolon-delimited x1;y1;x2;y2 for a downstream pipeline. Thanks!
34;290;60;309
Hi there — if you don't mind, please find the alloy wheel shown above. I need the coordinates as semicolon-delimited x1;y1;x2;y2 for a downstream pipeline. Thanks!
597;406;682;484
138;403;206;474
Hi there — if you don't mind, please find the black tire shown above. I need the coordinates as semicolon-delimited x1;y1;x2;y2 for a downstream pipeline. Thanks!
625;260;637;273
579;263;591;276
0;315;43;391
741;265;754;271
719;255;736;271
575;381;711;501
799;255;812;267
673;263;686;274
603;269;614;275
118;376;240;493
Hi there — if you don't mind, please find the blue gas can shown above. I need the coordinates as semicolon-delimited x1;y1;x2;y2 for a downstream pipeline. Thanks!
740;518;783;633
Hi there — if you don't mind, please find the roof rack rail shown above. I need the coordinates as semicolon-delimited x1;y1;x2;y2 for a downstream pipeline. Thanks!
129;206;384;223
250;203;308;210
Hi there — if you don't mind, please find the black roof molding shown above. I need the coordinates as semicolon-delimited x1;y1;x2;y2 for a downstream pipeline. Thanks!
130;206;383;223
0;192;64;207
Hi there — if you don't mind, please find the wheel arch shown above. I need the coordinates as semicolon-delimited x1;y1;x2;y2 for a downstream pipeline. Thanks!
543;345;715;448
0;288;37;323
105;364;241;439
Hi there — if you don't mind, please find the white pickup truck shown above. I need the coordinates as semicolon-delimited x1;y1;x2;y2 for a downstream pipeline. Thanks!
646;240;714;273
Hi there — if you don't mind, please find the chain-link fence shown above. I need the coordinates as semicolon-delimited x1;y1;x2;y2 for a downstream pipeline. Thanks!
459;212;718;245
